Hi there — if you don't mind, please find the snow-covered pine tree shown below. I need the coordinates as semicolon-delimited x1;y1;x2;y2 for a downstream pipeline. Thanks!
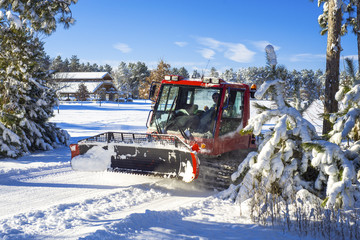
113;61;131;97
0;28;69;157
286;69;322;113
209;67;219;78
0;0;76;157
221;68;237;82
223;45;359;209
128;62;150;99
236;67;267;86
329;58;360;146
328;58;360;177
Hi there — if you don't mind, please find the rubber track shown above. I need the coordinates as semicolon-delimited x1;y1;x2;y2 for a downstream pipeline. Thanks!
196;149;254;191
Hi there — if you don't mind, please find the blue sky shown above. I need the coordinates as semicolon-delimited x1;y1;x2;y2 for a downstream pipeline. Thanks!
44;0;358;73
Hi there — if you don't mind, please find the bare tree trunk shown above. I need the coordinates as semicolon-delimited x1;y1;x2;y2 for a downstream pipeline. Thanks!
323;0;342;135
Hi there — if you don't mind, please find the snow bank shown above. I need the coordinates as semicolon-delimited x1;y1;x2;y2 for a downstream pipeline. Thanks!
179;161;196;183
71;144;114;171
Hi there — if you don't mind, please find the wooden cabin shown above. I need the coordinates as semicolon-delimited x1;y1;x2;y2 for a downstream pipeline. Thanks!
52;72;119;101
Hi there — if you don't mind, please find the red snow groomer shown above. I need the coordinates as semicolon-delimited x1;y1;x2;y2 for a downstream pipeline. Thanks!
70;75;256;189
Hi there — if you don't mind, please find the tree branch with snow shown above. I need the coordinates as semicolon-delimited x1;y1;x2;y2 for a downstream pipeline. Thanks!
223;44;360;210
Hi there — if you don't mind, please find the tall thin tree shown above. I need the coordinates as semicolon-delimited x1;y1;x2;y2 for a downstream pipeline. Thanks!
314;0;343;135
323;0;342;135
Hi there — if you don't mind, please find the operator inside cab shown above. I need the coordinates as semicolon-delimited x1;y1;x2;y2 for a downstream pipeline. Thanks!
204;92;219;111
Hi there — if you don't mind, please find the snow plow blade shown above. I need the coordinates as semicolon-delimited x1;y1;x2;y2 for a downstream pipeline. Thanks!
70;132;199;183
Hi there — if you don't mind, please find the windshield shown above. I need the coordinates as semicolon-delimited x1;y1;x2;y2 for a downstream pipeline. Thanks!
150;84;221;138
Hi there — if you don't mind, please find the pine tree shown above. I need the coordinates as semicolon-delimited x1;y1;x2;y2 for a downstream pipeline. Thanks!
221;68;236;81
0;0;76;158
92;63;99;72
128;61;150;99
178;67;189;78
224;45;359;209
69;55;81;72
171;67;179;75
340;0;360;70
62;58;70;72
236;67;267;86
0;0;76;34
285;69;322;113
113;62;131;97
0;28;69;157
191;70;200;78
329;58;360;149
75;83;89;101
51;55;64;72
210;67;219;78
103;64;112;73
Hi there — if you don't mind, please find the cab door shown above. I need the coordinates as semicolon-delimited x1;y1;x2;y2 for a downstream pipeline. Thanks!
215;88;251;154
219;89;245;135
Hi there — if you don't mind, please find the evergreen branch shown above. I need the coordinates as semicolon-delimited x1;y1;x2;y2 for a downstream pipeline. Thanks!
344;57;356;84
302;142;325;152
239;129;253;136
252;102;270;113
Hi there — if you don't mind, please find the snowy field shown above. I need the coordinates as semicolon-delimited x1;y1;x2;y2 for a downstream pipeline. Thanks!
0;100;322;239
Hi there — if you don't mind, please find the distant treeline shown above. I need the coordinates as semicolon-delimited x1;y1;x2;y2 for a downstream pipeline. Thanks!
48;55;327;103
50;55;113;73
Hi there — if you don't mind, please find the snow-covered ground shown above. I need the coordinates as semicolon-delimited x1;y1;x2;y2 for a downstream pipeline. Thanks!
0;100;320;239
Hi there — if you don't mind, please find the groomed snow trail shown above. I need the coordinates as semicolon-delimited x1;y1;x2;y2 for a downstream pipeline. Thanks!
0;102;213;239
0;101;318;239
0;144;212;239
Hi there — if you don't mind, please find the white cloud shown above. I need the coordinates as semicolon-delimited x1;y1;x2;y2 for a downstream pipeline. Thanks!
174;41;188;47
251;41;280;52
198;48;216;59
197;37;222;50
290;53;325;62
113;43;132;53
223;43;255;63
196;37;255;63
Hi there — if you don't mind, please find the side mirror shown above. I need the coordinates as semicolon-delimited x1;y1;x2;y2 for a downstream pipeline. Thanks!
149;83;157;99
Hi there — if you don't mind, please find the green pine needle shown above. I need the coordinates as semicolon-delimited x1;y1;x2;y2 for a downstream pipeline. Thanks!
252;102;270;113
302;142;325;152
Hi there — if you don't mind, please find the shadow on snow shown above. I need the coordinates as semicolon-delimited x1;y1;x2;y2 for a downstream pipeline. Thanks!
80;209;284;240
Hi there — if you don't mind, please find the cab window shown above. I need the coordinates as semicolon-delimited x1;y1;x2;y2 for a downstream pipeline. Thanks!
220;89;244;135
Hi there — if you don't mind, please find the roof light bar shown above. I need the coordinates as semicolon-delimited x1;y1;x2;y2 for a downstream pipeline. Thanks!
203;77;220;84
164;75;179;81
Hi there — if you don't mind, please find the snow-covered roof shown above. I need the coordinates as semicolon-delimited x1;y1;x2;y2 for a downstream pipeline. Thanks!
52;72;113;81
58;81;118;94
